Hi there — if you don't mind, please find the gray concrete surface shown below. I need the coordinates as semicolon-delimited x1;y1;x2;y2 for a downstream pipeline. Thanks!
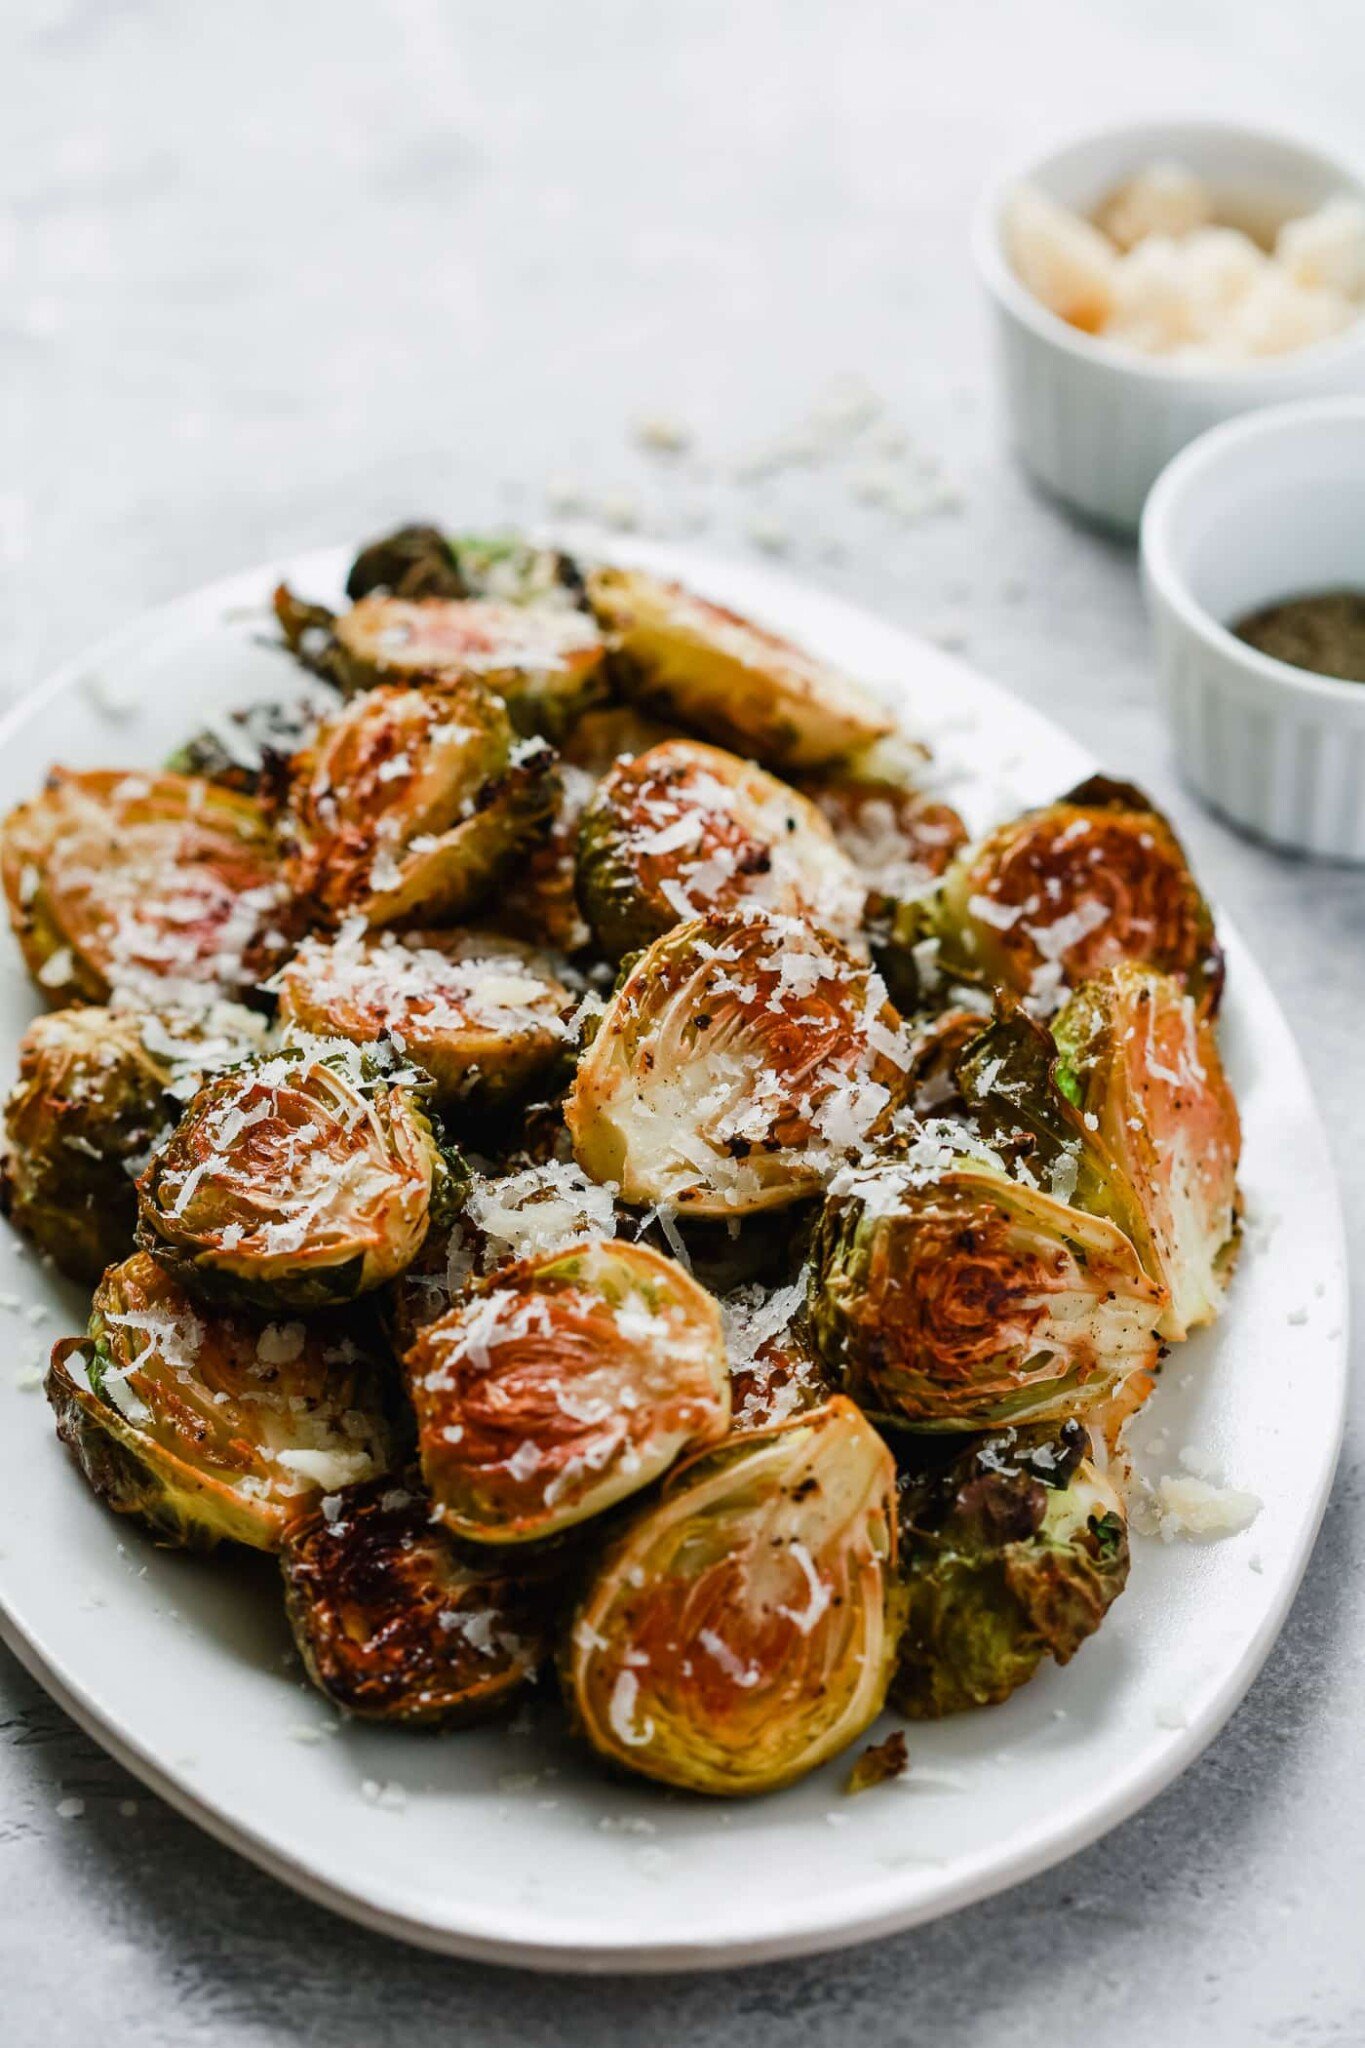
2;2;1362;2042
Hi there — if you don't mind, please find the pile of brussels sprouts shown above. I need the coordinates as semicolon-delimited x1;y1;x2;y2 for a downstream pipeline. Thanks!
0;526;1243;1799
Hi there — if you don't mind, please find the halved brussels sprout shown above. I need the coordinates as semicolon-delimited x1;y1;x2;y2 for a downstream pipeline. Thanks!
563;1396;899;1795
2;1002;267;1282
444;533;590;613
576;739;865;959
560;704;686;776
808;1148;1165;1430
892;1419;1129;1717
500;709;692;954
136;1043;446;1309
275;926;573;1112
925;776;1223;1017
344;524;464;602
345;524;588;611
585;566;893;770
950;1000;1146;1235
280;678;557;928
721;1279;835;1432
405;1239;728;1545
275;580;607;739
0;768;290;1009
281;1473;558;1723
567;910;909;1216
46;1252;393;1550
799;736;969;918
1054;964;1241;1340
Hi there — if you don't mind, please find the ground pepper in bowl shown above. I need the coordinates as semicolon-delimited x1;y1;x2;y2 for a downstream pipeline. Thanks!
1233;589;1365;684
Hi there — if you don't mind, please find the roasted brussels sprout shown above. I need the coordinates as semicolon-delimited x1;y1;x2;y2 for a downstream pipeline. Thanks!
46;1252;393;1550
585;566;893;770
1054;964;1241;1340
923;776;1223;1017
275;581;607;739
799;737;969;918
281;1473;559;1723
2;1002;267;1282
136;1043;447;1309
280;678;557;928
500;709;692;954
892;1420;1129;1716
0;768;289;1009
275;926;573;1113
808;1147;1165;1430
344;524;464;601
567;910;909;1216
405;1239;728;1545
722;1279;835;1432
559;704;685;775
563;1397;899;1795
345;524;587;611
443;532;589;613
950;1000;1144;1232
576;739;864;959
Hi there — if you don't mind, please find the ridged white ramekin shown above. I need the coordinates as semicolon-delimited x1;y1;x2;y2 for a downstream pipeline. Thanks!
1141;398;1365;862
973;119;1365;534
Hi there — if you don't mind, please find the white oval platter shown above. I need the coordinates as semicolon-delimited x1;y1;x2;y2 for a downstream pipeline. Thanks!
0;539;1348;1972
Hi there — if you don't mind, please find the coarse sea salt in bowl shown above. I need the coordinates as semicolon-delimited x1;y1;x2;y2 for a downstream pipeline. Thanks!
973;118;1365;534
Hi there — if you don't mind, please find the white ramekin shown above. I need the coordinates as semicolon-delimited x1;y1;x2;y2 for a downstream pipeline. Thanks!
1141;397;1365;861
974;119;1365;534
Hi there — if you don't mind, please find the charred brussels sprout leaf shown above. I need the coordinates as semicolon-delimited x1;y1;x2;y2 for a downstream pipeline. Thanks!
279;678;557;928
922;778;1222;1017
808;1147;1165;1430
0;768;290;1009
585;565;893;770
846;1728;909;1793
281;1473;561;1723
567;910;909;1217
892;1421;1129;1716
165;690;337;798
405;1239;729;1544
564;1397;900;1795
46;1253;393;1550
1054;964;1241;1340
136;1043;444;1310
275;926;573;1113
2;1002;267;1282
576;738;864;960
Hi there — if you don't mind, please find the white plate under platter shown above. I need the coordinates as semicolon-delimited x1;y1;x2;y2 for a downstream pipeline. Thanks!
0;541;1348;1973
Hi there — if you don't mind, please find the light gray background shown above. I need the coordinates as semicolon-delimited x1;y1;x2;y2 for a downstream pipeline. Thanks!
2;3;1362;2042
